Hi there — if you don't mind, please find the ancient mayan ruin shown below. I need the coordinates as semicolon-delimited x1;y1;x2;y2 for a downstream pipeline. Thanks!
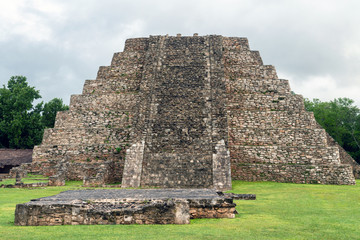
17;34;358;188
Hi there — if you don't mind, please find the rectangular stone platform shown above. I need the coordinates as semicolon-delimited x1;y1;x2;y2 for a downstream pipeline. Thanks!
14;189;237;226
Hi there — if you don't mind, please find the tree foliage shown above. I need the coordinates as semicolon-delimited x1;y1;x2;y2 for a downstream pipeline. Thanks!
305;98;360;163
42;98;69;128
0;76;68;149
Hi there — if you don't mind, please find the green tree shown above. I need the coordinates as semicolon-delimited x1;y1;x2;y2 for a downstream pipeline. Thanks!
42;98;69;128
0;76;43;148
305;98;360;163
0;76;69;149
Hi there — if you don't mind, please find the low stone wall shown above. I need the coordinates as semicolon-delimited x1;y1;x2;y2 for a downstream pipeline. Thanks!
0;182;48;188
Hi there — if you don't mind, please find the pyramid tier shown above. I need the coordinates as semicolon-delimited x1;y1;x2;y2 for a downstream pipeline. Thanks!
223;50;263;66
227;93;305;111
82;78;141;94
69;93;139;111
30;159;124;182
32;144;127;163
225;65;278;80
226;78;291;94
54;110;133;129
123;37;149;52
231;163;355;185
110;51;146;67
41;128;131;145
230;145;341;165
222;37;252;51
96;65;143;81
228;110;317;129
229;128;328;146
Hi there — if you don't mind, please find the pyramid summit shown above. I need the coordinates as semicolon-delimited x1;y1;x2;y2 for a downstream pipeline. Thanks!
16;34;358;188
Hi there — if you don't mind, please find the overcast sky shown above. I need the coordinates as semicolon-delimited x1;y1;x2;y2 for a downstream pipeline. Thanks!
1;0;360;107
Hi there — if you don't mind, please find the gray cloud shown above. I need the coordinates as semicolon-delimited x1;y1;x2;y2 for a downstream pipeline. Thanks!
1;0;359;106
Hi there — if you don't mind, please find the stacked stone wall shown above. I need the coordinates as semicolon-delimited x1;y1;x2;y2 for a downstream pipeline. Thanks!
226;79;291;94
223;36;356;184
230;146;340;165
229;128;328;146
69;94;139;111
30;38;149;183
228;93;305;111
233;164;354;184
228;111;317;129
55;110;132;129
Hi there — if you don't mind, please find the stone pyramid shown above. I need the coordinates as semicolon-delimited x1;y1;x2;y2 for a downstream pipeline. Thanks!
27;34;357;188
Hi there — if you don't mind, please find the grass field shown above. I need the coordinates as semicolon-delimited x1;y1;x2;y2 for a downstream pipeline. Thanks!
0;179;359;240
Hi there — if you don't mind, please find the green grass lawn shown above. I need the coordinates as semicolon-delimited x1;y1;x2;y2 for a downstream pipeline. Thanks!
0;180;359;240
